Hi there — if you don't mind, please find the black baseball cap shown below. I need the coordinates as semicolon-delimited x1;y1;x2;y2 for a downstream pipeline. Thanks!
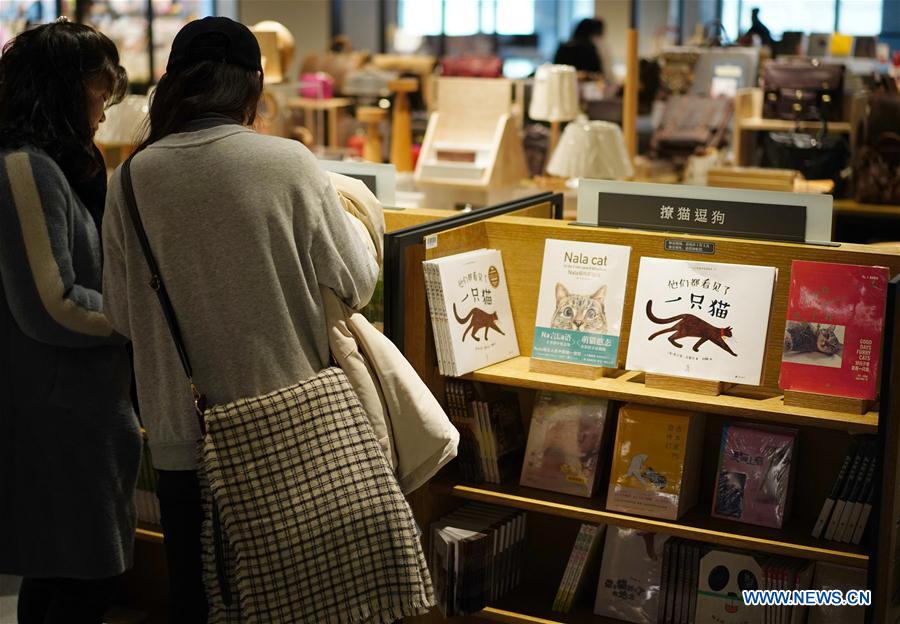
166;16;262;73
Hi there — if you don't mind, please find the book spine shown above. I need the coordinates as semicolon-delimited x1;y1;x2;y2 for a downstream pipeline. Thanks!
824;442;866;540
833;443;873;541
565;525;603;613
812;440;855;539
422;262;445;376
841;450;877;543
554;524;587;612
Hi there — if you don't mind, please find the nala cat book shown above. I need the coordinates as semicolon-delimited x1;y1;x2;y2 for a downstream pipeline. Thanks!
519;391;609;497
423;249;519;377
532;239;632;369
711;424;797;529
625;257;777;385
779;260;889;401
606;404;705;521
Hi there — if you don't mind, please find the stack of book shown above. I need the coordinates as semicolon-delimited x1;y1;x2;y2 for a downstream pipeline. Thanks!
812;436;878;544
423;249;519;377
657;538;702;624
444;381;524;484
552;523;606;613
135;433;160;526
430;503;527;617
761;557;815;624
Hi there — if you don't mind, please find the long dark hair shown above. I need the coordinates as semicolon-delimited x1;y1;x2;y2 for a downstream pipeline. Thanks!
138;33;263;151
0;20;127;181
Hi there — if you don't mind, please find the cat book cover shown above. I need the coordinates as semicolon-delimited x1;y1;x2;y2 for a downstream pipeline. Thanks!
425;249;519;376
519;391;609;497
695;549;765;624
606;405;705;521
532;239;632;368
779;260;890;401
594;527;669;624
624;257;777;385
711;424;797;529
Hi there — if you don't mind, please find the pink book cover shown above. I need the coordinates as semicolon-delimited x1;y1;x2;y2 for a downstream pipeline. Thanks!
779;260;890;401
711;424;797;529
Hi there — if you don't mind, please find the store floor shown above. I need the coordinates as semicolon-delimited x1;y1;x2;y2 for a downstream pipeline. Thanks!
0;575;20;623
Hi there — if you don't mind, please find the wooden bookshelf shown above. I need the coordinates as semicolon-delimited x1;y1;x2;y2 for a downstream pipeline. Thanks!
400;212;900;623
435;480;868;569
135;523;164;544
466;356;877;433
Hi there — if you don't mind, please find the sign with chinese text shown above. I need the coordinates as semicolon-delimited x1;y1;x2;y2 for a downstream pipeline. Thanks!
594;192;805;242
625;257;777;385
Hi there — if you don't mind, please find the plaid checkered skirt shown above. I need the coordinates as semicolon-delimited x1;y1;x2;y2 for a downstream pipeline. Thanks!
199;366;434;623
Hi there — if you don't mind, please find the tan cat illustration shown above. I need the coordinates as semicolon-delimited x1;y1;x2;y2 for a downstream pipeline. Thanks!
453;303;506;342
551;283;608;333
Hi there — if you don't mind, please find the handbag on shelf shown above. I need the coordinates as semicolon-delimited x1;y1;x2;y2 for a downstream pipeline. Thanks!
762;59;845;122
118;159;433;623
651;94;733;160
762;110;850;195
853;94;900;204
439;54;503;78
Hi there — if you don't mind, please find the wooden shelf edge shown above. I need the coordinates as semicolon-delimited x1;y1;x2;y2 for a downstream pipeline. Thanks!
465;357;878;433
738;118;852;133
136;525;164;544
444;483;868;569
478;606;566;624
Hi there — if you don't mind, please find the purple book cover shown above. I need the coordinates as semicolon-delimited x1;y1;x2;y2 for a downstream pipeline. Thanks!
711;424;797;529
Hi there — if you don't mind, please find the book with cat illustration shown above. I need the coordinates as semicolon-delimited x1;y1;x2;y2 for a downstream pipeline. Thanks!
519;391;609;497
624;257;777;385
779;260;890;401
606;404;706;521
531;239;632;369
711;423;798;529
423;249;519;377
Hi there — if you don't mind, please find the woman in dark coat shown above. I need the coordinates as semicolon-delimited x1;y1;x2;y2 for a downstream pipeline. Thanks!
0;20;141;624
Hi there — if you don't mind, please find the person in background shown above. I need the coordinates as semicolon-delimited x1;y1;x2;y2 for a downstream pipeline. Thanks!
0;20;142;624
101;17;378;623
554;17;609;79
744;7;775;48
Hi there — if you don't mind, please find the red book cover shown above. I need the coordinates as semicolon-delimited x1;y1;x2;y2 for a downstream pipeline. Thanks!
779;260;890;400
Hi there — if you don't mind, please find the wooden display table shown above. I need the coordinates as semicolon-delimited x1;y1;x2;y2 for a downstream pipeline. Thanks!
287;96;352;147
357;106;387;163
388;77;418;172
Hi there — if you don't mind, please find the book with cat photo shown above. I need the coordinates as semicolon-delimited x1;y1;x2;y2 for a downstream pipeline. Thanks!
423;249;520;377
532;239;632;369
606;404;706;521
624;257;777;385
779;260;890;401
711;423;798;529
519;391;609;497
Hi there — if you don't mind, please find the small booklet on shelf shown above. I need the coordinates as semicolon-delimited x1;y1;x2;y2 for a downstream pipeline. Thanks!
423;249;519;377
696;549;765;624
711;423;798;529
519;391;610;497
625;257;777;385
779;260;890;401
607;404;706;521
531;239;631;370
594;527;669;624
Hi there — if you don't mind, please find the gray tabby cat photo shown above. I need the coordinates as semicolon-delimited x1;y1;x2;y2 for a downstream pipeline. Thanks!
551;283;608;334
782;320;845;368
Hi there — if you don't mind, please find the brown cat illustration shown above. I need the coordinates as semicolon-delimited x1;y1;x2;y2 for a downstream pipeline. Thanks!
645;300;737;357
454;302;506;342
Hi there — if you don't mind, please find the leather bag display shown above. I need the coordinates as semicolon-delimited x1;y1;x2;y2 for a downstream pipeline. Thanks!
763;111;850;195
651;94;733;159
854;94;900;204
762;59;845;122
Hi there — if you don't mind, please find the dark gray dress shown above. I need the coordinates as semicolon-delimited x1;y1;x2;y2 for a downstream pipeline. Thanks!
0;147;141;579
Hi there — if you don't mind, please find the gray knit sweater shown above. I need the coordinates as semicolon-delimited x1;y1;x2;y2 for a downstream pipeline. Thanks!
102;125;378;470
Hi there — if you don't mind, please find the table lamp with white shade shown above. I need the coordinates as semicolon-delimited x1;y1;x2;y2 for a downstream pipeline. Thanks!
529;63;579;158
546;118;634;183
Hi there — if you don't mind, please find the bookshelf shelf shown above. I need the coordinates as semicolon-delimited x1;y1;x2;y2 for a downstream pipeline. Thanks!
436;480;868;569
464;356;878;433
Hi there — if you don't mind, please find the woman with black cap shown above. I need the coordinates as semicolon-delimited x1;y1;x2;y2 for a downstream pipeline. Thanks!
101;16;395;624
0;20;142;624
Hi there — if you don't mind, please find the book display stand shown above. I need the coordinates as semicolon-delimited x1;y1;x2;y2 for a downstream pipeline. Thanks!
782;389;872;416
381;201;900;624
528;358;608;380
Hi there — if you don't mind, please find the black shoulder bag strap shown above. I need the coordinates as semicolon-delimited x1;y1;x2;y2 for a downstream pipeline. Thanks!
119;156;232;607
